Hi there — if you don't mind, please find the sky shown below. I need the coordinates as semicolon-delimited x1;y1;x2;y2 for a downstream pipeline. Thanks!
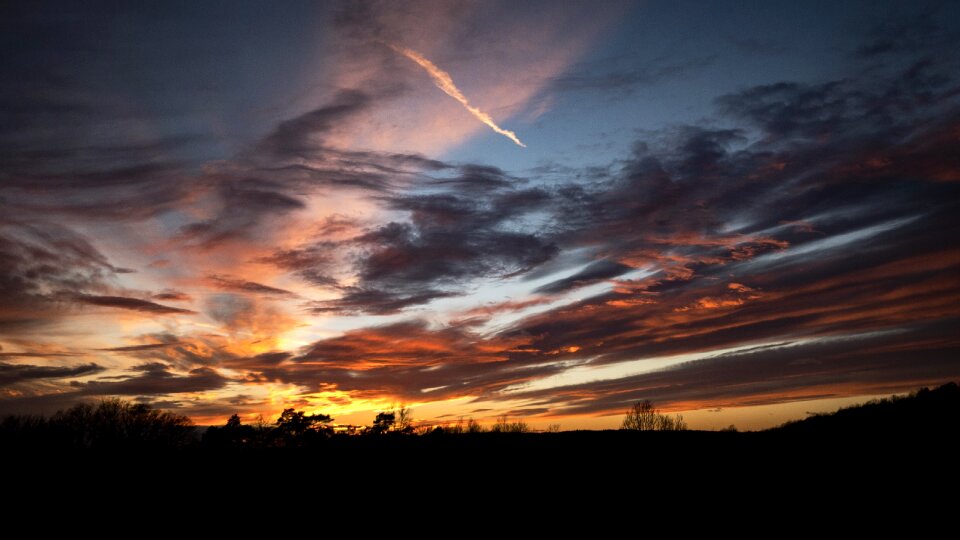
2;0;959;430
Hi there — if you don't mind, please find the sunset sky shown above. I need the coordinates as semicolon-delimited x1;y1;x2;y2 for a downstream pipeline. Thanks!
2;0;959;430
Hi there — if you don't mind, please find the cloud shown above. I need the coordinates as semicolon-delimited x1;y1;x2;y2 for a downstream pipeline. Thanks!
72;294;196;315
0;362;104;386
715;59;956;140
260;56;960;412
309;287;460;316
535;260;634;294
96;333;239;370
267;320;565;402
152;291;192;302
507;318;960;415
549;54;717;94
176;180;307;249
98;343;182;353
71;363;228;396
207;275;294;296
259;89;372;159
202;293;298;337
257;244;340;288
856;11;955;58
0;220;123;331
267;165;559;314
0;361;232;416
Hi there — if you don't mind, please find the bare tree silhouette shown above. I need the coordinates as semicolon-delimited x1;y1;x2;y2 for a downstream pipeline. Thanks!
621;400;687;431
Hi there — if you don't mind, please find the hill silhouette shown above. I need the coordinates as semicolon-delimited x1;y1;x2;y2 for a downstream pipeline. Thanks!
768;382;960;436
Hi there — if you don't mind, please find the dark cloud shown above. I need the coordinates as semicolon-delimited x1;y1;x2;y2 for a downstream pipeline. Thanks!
227;351;292;371
0;362;228;416
0;362;104;386
268;165;559;313
535;260;633;294
0;352;75;358
345;185;556;308
67;363;229;397
207;275;294;296
509;318;960;415
258;243;340;288
424;164;514;191
259;89;370;159
550;54;717;95
309;287;460;316
72;294;196;315
152;291;192;302
176;180;307;248
0;220;123;331
716;59;957;140
856;11;955;58
98;343;182;353
97;333;239;370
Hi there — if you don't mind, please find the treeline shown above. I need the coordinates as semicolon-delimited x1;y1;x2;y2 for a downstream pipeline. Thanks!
0;398;194;450
204;408;537;448
770;381;960;435
2;382;957;451
0;400;541;451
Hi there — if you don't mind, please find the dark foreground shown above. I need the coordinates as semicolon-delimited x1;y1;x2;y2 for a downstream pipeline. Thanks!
3;383;958;510
4;429;957;519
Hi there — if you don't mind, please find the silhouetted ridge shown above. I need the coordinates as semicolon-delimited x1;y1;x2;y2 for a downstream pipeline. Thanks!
769;382;960;435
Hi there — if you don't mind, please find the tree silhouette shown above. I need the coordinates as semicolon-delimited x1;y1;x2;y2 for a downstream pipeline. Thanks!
396;406;414;434
275;408;333;440
204;413;256;447
621;400;687;431
371;411;395;434
466;418;485;433
2;398;194;450
490;415;529;433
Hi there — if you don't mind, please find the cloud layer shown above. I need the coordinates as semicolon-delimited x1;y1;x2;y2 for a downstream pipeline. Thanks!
1;2;958;427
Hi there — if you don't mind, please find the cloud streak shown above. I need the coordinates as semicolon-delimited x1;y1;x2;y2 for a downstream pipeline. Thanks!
389;43;527;147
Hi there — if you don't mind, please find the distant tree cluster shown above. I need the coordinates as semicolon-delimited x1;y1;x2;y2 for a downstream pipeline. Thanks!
620;400;688;431
489;415;530;433
436;417;487;434
369;406;413;434
0;398;194;450
1;398;561;451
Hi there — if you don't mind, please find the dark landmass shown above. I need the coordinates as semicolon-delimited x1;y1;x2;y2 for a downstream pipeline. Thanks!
2;383;957;499
771;381;960;435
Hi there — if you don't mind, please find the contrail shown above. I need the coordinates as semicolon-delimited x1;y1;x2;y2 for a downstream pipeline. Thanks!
389;43;526;148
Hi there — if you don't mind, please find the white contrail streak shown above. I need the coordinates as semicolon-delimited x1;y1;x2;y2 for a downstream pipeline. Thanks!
389;43;526;148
